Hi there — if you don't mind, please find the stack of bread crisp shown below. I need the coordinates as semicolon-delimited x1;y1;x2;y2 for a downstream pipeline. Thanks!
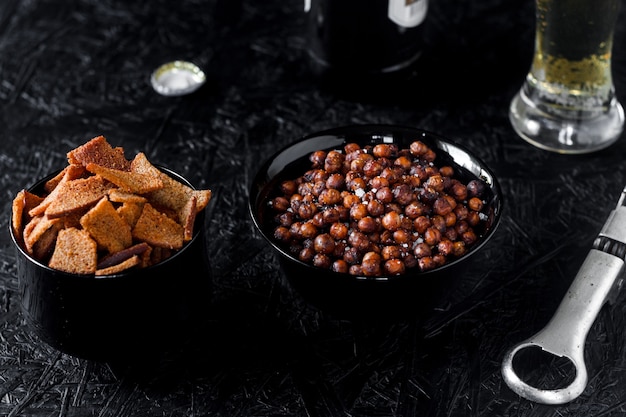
11;136;212;275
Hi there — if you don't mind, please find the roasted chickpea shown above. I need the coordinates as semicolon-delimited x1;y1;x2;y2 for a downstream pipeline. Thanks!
382;245;401;260
326;173;345;190
274;226;291;242
439;166;454;177
409;141;429;156
426;175;445;192
271;196;290;212
280;180;298;196
452;241;466;256
413;242;431;258
299;247;315;262
393;184;414;205
318;188;342;205
418;256;436;271
330;222;349;240
413;216;431;234
437;238;454;256
393;229;411;244
433;196;453;216
298;202;317;220
332;259;349;273
278;211;294;227
314;233;336;254
322;207;341;224
349;264;364;276
357;216;378;233
348;231;370;252
324;150;344;173
468;197;484;212
348;176;367;191
350;203;368;221
309;150;326;168
343;193;361;208
424;226;442;246
363;159;384;178
384;259;405;275
344;143;361;154
394;155;412;170
367;199;385;217
381;211;402;231
369;176;389;190
361;252;382;276
313;253;332;269
343;246;361;264
467;179;486;198
405;201;425;219
373;143;396;158
376;187;393;203
299;221;318;239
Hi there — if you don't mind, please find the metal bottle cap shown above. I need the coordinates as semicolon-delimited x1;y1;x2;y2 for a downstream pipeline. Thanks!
150;61;206;96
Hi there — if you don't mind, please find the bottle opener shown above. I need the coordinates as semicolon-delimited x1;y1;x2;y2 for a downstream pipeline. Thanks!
501;186;626;405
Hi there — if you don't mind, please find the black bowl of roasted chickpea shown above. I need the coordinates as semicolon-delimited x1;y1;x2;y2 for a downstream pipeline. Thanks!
249;125;502;317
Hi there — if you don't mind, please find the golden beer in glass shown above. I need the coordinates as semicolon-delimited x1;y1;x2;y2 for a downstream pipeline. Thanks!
509;0;624;153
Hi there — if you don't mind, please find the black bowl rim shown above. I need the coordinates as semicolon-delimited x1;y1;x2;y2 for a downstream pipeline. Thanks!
249;123;503;283
9;165;206;280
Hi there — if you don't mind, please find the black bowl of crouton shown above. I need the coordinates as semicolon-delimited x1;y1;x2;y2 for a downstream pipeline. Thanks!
10;136;213;361
249;125;503;318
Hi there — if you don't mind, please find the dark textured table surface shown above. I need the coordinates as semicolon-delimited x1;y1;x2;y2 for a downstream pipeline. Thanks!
2;0;626;416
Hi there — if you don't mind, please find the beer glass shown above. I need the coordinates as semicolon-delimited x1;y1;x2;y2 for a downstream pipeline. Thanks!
509;0;624;154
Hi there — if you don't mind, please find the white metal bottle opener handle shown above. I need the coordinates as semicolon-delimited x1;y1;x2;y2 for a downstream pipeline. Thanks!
501;187;626;405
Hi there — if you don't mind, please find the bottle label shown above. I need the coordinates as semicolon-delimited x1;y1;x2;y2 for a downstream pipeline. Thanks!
388;0;428;28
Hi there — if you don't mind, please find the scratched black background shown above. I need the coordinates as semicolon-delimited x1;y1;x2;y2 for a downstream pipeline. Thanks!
1;0;626;416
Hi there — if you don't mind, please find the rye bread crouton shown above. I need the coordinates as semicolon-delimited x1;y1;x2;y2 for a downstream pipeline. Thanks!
80;197;132;254
49;228;98;274
23;215;62;256
96;255;141;276
180;195;197;241
12;189;44;241
67;135;131;171
29;164;88;217
107;188;148;204
86;161;163;194
116;202;144;228
97;242;151;270
43;175;112;219
44;164;87;192
132;203;184;250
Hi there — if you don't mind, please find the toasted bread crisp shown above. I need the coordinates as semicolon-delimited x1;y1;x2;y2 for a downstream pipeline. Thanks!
12;189;44;241
49;228;98;274
86;161;163;194
96;255;141;276
107;188;148;204
31;221;63;261
43;175;112;219
29;165;87;217
80;197;132;254
116;202;144;228
23;215;62;255
97;242;151;270
44;164;87;192
132;203;184;250
67;135;131;171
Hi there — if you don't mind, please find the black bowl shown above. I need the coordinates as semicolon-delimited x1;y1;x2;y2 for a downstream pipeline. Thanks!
249;125;503;318
10;167;212;361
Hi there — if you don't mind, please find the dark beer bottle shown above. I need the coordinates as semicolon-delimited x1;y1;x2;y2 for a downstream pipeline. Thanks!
305;0;428;88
